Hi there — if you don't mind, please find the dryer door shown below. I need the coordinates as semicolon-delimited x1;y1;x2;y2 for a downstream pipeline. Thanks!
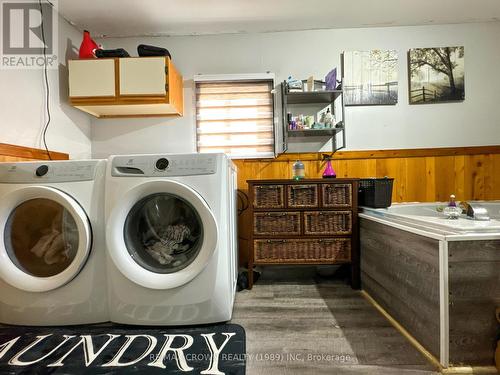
107;180;218;290
0;186;92;292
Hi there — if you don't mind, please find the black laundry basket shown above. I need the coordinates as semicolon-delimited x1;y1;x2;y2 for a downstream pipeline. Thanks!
359;178;394;208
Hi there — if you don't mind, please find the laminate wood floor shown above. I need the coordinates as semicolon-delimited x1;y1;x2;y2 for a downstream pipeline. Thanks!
231;266;440;375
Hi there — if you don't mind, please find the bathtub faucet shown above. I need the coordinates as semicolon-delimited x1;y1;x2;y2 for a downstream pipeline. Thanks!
460;201;490;221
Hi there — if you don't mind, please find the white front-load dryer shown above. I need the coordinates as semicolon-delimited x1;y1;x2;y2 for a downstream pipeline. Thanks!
0;160;108;325
105;153;238;325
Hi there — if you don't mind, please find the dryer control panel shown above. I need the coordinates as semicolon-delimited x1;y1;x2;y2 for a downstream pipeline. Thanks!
0;161;99;183
111;154;219;177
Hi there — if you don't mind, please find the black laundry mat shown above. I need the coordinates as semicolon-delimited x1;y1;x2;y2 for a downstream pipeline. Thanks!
0;323;245;374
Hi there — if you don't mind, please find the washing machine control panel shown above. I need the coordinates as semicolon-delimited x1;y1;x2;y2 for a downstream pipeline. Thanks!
0;161;99;183
112;154;219;177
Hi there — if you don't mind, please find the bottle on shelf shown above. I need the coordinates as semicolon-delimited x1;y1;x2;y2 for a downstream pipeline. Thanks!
297;114;304;129
287;113;295;130
324;108;333;128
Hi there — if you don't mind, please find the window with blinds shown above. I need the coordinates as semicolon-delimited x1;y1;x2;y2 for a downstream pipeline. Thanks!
196;80;275;159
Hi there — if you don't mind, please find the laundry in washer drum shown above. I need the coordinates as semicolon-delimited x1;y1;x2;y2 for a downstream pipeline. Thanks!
133;194;202;270
29;210;78;265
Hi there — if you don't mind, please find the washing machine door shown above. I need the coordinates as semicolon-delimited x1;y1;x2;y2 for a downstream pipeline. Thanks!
107;180;218;290
0;186;92;292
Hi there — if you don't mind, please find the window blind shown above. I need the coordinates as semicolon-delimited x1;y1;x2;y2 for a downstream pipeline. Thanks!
196;80;274;159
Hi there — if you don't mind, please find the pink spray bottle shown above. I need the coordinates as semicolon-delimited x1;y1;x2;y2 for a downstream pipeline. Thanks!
322;154;336;178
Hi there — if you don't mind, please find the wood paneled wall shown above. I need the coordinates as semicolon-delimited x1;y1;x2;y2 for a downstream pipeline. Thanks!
0;143;69;162
234;145;500;265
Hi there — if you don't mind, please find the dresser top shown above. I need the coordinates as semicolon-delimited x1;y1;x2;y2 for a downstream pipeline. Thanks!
247;178;359;184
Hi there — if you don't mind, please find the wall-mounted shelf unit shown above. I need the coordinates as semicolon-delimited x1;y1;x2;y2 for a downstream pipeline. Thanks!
288;128;343;137
281;81;345;153
285;90;343;104
68;57;183;118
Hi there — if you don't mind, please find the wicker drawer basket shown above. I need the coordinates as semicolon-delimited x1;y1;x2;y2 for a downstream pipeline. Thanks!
253;184;284;208
254;212;301;236
254;238;351;263
304;211;352;235
322;183;352;208
287;184;318;208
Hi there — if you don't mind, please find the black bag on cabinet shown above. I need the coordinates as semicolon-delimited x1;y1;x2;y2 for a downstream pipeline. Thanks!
137;44;172;58
95;48;130;58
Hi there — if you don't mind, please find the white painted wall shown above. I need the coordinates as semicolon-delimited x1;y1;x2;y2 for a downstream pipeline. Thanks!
0;16;92;159
86;21;499;157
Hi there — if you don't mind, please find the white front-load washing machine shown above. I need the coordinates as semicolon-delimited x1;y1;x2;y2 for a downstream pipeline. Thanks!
0;160;108;325
105;153;238;325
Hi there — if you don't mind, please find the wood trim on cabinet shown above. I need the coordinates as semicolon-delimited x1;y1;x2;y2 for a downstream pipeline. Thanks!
70;96;170;106
0;143;69;161
114;58;120;97
167;58;184;116
165;56;170;103
248;178;359;183
97;113;183;119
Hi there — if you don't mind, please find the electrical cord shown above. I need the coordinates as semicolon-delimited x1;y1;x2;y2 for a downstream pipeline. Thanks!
38;0;52;160
237;193;245;215
237;189;249;216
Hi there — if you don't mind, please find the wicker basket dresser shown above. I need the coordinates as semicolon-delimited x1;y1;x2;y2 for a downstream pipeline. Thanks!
247;179;359;289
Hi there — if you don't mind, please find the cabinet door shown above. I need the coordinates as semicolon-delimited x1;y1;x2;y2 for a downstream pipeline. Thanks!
68;59;116;98
119;57;166;96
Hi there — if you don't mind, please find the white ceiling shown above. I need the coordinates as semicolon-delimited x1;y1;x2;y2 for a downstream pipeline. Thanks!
58;0;500;38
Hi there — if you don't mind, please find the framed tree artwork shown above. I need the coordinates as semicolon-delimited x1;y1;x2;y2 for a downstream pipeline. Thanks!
409;46;465;104
342;50;398;106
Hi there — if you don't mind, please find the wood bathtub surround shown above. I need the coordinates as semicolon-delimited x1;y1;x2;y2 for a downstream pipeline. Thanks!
0;143;69;162
360;218;500;367
234;145;500;266
447;240;500;365
360;219;441;359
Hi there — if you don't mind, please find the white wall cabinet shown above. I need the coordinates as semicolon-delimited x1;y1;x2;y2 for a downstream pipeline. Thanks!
119;57;166;96
68;57;183;118
68;59;116;98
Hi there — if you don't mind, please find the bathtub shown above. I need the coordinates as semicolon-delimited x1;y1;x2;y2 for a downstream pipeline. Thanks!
361;201;500;238
359;201;500;368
